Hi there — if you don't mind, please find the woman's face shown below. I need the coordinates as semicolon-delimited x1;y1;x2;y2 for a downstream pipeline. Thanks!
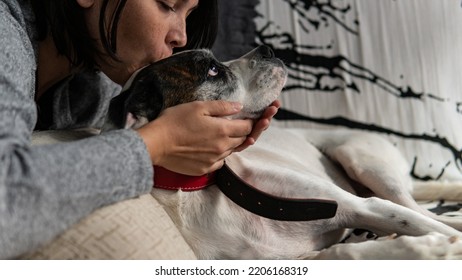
78;0;199;84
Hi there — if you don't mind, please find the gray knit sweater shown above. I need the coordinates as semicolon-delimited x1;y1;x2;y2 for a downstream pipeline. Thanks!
0;0;153;258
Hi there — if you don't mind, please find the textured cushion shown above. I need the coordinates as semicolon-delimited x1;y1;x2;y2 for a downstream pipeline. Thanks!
22;194;196;260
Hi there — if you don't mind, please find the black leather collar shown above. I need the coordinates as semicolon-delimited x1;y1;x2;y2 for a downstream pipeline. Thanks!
216;164;338;221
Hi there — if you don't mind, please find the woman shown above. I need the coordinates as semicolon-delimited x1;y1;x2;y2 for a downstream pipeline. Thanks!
0;0;279;259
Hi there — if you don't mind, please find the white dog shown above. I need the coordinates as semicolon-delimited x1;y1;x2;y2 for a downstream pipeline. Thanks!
35;46;462;259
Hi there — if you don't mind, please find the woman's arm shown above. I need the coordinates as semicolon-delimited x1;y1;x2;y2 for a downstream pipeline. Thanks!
0;7;153;259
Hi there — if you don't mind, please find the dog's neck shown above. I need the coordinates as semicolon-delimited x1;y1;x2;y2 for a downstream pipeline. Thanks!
153;166;216;191
153;164;338;222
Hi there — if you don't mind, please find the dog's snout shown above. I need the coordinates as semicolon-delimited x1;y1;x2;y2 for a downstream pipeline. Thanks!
257;45;274;59
245;46;278;69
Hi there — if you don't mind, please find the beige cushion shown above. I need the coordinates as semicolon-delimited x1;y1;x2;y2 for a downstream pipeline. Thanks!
22;194;196;259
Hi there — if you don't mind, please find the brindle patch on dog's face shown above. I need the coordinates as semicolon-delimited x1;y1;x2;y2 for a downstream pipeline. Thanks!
153;49;240;108
102;46;287;130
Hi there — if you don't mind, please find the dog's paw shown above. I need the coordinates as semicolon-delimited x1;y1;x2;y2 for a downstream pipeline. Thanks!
388;232;462;260
342;229;378;244
315;232;462;260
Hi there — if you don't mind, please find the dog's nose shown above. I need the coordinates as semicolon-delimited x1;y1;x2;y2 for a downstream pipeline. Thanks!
257;45;274;59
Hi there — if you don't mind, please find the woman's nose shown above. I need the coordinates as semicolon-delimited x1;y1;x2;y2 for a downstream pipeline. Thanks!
168;19;187;49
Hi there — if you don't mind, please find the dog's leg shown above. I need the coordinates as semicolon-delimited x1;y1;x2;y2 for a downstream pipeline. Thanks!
327;135;462;232
340;194;462;238
311;232;462;259
227;149;461;257
291;128;462;232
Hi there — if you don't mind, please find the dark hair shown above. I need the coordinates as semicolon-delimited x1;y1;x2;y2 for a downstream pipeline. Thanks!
31;0;218;70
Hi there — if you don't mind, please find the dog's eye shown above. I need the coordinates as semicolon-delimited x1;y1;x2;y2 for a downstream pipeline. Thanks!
208;65;219;77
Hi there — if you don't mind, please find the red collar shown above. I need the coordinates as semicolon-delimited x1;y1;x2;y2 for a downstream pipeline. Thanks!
153;166;216;191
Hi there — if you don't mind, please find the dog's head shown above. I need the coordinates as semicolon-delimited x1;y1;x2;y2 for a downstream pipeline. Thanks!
102;45;288;130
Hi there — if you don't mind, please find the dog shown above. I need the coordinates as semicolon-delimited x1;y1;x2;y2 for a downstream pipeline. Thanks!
37;46;462;259
100;45;462;259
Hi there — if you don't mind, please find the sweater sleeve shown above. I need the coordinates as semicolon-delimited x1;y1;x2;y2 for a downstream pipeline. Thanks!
0;1;153;259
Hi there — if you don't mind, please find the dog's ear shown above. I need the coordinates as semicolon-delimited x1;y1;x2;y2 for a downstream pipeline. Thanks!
102;66;165;131
101;90;133;131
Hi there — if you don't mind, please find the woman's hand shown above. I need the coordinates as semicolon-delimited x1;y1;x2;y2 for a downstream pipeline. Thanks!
137;100;252;175
137;100;280;176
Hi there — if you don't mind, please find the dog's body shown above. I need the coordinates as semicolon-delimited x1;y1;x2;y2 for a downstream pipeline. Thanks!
35;46;462;259
149;124;462;259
